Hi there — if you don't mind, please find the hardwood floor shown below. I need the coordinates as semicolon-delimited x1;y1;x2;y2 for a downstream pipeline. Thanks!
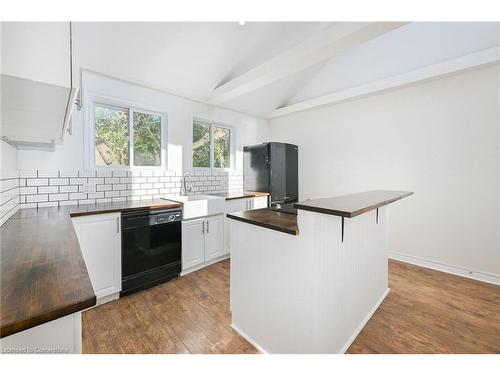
82;259;500;354
82;260;258;354
347;260;500;354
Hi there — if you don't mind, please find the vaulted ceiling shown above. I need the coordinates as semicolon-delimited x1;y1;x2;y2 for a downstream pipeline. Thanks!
75;22;500;118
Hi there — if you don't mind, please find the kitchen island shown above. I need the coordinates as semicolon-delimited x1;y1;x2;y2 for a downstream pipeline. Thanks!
228;190;412;354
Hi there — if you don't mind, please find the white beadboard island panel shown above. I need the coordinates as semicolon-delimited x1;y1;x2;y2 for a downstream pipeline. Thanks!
229;206;389;354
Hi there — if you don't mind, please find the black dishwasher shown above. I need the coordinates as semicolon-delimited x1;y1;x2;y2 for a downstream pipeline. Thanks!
121;208;182;296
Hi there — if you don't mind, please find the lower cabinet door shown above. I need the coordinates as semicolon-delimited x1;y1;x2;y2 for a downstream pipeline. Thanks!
224;199;250;253
182;218;205;271
204;215;225;262
72;213;121;299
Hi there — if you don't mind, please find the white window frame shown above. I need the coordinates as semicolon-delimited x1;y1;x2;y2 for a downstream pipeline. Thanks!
192;117;235;171
84;92;167;170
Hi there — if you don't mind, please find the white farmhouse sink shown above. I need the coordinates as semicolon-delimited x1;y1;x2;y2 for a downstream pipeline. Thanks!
162;194;225;220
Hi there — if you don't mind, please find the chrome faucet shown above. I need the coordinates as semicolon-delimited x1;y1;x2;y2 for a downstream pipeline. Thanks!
181;171;193;195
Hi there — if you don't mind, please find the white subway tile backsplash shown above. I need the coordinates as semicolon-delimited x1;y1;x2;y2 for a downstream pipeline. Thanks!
20;186;37;195
10;169;244;212
26;194;48;203
96;184;112;191
50;178;70;186
59;185;79;193
140;170;154;177
88;177;105;185
70;178;87;185
112;184;126;191
88;192;105;199
49;193;69;201
153;170;165;177
69;193;88;200
96;170;113;178
19;203;37;209
105;177;119;184
27;178;48;186
38;186;59;194
112;170;127;177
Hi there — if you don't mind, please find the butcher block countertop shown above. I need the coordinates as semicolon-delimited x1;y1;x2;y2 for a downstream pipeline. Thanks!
212;191;269;200
0;199;181;338
294;190;413;218
227;208;299;235
227;190;412;236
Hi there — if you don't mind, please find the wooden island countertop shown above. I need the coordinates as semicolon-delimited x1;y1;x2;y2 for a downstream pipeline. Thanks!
294;190;413;218
227;190;412;236
227;208;299;235
0;199;182;338
212;191;269;200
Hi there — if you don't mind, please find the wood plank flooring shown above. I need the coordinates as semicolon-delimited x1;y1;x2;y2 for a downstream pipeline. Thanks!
82;259;500;354
82;260;257;354
347;260;500;353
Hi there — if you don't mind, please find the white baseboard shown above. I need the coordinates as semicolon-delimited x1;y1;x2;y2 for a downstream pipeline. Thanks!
389;252;500;286
230;323;269;354
96;292;120;306
339;287;390;354
181;254;230;276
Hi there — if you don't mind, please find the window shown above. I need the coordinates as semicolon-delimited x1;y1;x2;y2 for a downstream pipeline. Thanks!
93;103;164;168
192;119;232;169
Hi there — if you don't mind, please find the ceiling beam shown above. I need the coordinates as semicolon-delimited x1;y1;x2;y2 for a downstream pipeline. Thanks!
208;22;409;104
267;46;500;119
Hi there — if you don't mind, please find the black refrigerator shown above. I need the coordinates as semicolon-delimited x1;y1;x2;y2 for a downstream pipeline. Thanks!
243;142;298;211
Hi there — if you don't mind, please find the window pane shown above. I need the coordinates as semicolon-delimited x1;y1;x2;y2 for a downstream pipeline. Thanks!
193;121;211;168
94;105;129;166
214;126;230;168
133;112;162;166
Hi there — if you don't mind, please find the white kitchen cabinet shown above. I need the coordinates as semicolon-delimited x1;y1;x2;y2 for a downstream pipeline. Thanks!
0;312;82;354
181;218;205;269
205;215;225;261
182;214;226;274
71;213;121;303
223;196;269;254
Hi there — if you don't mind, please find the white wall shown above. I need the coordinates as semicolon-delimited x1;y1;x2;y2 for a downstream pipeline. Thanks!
270;64;500;276
17;70;270;172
